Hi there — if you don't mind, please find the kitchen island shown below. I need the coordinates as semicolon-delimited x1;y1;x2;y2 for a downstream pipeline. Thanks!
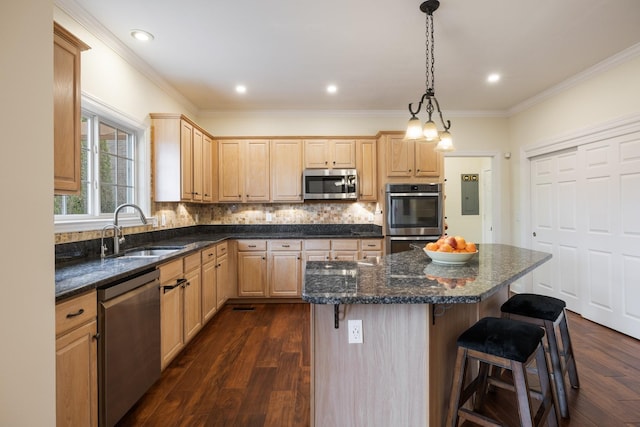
302;244;551;427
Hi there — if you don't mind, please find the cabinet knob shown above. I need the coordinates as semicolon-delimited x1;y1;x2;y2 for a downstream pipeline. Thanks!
325;161;328;165
408;169;412;172
417;169;421;172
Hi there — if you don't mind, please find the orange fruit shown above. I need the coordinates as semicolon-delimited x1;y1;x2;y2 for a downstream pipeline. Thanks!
454;236;466;250
425;242;439;251
438;243;453;252
466;242;477;252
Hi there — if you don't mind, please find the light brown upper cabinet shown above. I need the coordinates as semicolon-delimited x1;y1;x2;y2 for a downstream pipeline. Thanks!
218;140;270;202
53;23;89;195
356;139;377;201
304;139;356;169
271;139;303;202
381;133;442;180
150;114;215;203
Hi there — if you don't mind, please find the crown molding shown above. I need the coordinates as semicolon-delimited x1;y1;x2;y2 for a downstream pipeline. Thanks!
510;42;640;116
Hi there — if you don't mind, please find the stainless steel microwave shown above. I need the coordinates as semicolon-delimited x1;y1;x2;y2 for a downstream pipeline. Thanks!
303;169;358;200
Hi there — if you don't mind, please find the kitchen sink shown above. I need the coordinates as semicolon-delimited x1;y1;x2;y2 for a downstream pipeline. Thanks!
118;246;184;258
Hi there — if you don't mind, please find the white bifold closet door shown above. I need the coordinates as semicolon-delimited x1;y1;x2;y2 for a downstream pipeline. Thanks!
530;131;640;339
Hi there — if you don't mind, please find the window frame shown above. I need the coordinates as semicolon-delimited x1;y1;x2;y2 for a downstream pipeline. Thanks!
54;95;151;233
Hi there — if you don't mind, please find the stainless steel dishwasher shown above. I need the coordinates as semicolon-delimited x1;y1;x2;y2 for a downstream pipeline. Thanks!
98;268;161;427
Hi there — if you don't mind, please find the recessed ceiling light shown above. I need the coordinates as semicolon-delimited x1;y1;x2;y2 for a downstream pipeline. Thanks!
487;73;501;83
327;84;338;94
235;85;247;94
130;29;154;42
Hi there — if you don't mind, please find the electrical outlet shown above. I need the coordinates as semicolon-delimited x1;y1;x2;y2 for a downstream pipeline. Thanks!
161;214;166;227
348;319;363;344
266;212;273;222
368;213;374;222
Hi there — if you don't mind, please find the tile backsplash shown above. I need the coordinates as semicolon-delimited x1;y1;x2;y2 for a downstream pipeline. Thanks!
56;201;383;244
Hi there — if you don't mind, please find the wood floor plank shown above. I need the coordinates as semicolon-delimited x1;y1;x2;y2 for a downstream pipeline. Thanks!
117;304;639;427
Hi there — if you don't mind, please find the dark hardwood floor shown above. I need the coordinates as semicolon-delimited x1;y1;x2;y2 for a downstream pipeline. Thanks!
118;303;640;427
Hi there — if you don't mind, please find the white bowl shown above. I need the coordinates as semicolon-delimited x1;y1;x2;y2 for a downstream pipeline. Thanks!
423;249;478;265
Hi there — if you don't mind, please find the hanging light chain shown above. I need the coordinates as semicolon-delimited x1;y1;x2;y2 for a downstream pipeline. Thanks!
427;12;435;93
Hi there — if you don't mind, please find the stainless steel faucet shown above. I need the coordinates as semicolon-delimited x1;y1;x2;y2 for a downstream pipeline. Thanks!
112;203;148;255
100;224;123;258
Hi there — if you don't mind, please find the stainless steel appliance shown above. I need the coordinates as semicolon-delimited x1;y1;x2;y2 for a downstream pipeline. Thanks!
385;183;443;253
98;268;161;427
303;169;357;200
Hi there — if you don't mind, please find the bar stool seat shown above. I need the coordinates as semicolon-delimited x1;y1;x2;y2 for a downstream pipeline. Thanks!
446;317;558;427
501;293;580;419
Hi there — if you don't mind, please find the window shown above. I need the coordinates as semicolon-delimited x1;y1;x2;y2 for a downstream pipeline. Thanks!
54;104;148;230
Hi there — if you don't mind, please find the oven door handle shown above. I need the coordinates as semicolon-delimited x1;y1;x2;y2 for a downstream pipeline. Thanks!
387;192;440;197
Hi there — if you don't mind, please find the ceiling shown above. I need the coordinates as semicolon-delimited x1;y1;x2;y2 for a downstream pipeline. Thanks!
58;0;640;115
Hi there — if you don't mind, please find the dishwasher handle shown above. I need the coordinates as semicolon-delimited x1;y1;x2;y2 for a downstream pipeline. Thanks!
163;278;187;293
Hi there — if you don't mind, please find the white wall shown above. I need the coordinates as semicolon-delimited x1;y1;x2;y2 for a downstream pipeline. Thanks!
509;55;640;248
0;0;56;425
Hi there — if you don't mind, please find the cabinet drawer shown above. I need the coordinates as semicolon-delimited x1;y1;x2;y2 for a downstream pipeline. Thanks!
269;240;302;251
55;290;97;336
184;252;201;272
331;239;359;251
237;240;267;251
159;259;183;283
201;246;216;264
360;239;382;251
216;241;228;257
304;239;331;251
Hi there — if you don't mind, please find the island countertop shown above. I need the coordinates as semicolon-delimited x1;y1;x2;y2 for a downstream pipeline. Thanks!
302;243;552;305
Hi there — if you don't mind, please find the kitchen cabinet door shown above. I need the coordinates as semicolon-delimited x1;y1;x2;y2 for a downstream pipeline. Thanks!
56;290;98;427
201;247;217;323
191;127;204;201
415;140;442;177
56;319;98;427
218;140;243;202
331;139;356;169
271;139;303;202
304;139;356;169
244;140;270;201
269;251;302;297
53;23;89;195
180;120;194;200
202;134;216;202
160;283;183;370
183;267;202;344
357;139;377;201
386;135;413;177
216;254;229;309
237;251;267;297
382;132;442;180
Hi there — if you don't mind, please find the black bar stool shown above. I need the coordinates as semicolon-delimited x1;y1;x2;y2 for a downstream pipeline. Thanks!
501;293;580;419
446;317;558;427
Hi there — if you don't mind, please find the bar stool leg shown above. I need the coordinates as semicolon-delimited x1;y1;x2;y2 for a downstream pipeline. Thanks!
559;314;580;389
511;360;535;427
446;347;468;427
545;319;569;418
534;344;559;427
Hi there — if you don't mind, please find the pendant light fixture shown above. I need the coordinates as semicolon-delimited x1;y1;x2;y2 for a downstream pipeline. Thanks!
404;0;454;152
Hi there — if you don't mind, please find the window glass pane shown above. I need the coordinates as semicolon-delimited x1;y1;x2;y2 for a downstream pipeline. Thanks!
56;109;139;221
100;122;117;155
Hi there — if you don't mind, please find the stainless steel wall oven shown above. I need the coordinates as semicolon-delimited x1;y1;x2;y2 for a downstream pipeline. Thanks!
385;183;443;253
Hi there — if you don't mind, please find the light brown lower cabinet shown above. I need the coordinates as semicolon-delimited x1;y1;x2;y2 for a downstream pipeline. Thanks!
237;240;268;297
159;253;202;370
268;240;302;297
55;290;98;427
216;243;231;309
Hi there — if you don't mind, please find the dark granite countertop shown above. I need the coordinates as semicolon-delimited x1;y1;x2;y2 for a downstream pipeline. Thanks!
55;224;382;301
302;244;551;304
